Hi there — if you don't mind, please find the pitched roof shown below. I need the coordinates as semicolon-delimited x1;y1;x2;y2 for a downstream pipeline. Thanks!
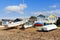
37;14;47;18
14;18;22;22
48;14;57;18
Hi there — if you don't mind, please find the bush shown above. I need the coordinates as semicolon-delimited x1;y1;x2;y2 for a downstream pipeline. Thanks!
57;25;60;27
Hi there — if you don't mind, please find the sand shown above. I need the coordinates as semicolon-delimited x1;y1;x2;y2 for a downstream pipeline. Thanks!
0;27;60;40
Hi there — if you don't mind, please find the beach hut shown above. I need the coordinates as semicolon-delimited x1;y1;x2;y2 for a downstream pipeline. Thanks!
2;19;13;26
46;14;58;24
0;19;13;29
37;14;47;23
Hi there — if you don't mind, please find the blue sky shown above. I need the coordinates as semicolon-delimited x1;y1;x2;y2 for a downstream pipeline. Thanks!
0;0;60;19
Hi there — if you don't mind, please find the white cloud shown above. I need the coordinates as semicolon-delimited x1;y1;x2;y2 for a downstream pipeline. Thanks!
5;4;27;14
49;5;57;8
31;11;48;16
46;10;60;14
33;9;60;16
34;11;46;15
55;10;60;13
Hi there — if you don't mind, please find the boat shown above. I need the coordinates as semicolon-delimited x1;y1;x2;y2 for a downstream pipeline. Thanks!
23;22;33;28
34;21;44;30
37;23;57;31
2;20;27;29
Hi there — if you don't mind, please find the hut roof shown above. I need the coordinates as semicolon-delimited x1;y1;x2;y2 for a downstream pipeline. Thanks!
37;14;47;18
2;19;13;21
14;18;22;22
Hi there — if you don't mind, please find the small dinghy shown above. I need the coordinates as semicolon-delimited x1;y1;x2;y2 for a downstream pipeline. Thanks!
34;21;44;30
24;22;33;28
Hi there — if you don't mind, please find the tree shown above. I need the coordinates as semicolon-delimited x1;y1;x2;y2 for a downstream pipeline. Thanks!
29;16;37;22
56;17;60;26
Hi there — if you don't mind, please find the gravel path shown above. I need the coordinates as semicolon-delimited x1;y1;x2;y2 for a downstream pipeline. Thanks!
0;28;60;40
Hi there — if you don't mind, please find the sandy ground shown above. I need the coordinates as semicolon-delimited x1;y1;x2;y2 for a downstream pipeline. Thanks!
0;27;60;40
